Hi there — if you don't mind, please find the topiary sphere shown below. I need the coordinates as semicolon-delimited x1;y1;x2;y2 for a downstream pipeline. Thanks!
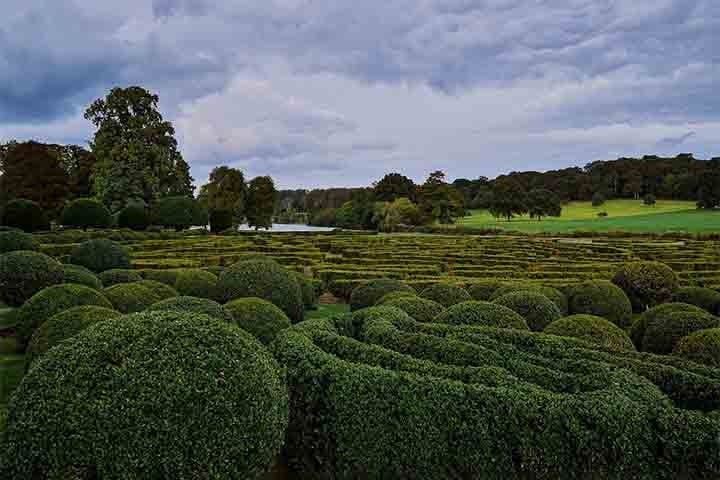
630;303;710;348
466;280;505;301
380;296;446;323
0;311;289;479
117;205;150;231
224;297;292;345
214;260;304;323
490;284;568;315
0;199;48;232
641;310;719;355
70;239;131;273
433;301;529;329
419;283;472;308
14;283;113;345
147;296;232;322
566;280;633;328
493;291;562;332
349;306;413;337
174;269;218;298
0;251;64;307
25;305;121;366
674;328;720;367
292;272;319;310
671;287;720;315
60;198;112;230
61;264;102;290
102;283;161;314
544;314;635;351
375;290;418;305
141;269;182;286
349;278;415;311
0;230;36;254
136;280;179;300
99;268;142;287
612;261;679;312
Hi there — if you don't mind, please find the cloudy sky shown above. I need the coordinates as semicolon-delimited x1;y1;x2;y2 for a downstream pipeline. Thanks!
1;1;719;189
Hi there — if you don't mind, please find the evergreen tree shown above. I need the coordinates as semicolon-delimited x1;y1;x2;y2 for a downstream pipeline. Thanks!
373;173;417;202
488;178;527;221
198;166;246;224
417;171;464;224
527;189;562;221
245;176;277;230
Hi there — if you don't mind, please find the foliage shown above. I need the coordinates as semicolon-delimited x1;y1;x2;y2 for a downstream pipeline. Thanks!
117;204;150;231
98;268;142;286
349;278;415;311
308;208;337;227
674;329;720;367
630;303;714;349
61;264;102;290
102;283;162;314
0;231;35;254
380;296;446;322
60;198;112;229
245;176;277;230
641;309;719;355
419;282;472;307
136;280;179;300
70;238;131;273
526;188;562;221
198;166;246;225
493;291;562;331
373;172;417;202
375;290;418;305
544;314;635;351
434;301;529;329
566;280;633;328
0;251;63;307
174;269;218;298
209;209;234;233
592;192;606;207
224;297;292;345
696;159;720;209
0;199;49;232
612;261;680;312
147;296;231;322
292;272;318;310
153;196;208;231
490;284;568;316
466;280;505;301
488;177;527;221
671;287;720;315
372;197;421;232
644;193;657;206
417;171;464;224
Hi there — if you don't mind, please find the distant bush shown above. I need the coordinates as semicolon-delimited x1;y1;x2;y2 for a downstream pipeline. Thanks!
0;199;48;232
592;192;606;207
672;287;720;315
70;238;131;273
117;205;150;231
641;309;719;355
60;198;112;230
612;261;679;312
147;296;231;322
420;283;472;307
644;194;657;206
434;301;529;329
153;196;208;231
493;291;562;331
98;268;142;287
0;251;63;307
0;230;36;253
225;297;292;345
140;269;181;286
102;283;161;314
136;280;178;300
292;272;319;310
350;278;415;311
544;314;635;351
174;269;217;298
209;209;234;233
309;208;337;227
466;280;504;301
61;264;102;290
381;296;446;322
630;303;711;349
566;280;633;328
375;290;417;305
674;329;720;367
491;284;568;316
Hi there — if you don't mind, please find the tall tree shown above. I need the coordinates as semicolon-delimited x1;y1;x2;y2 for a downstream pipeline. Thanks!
417;171;464;224
488;177;527;221
198;166;246;224
85;86;193;212
245;176;277;230
373;173;417;202
526;188;562;221
697;159;720;209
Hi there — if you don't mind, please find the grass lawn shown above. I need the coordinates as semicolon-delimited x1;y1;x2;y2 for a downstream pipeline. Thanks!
305;303;350;320
458;200;720;234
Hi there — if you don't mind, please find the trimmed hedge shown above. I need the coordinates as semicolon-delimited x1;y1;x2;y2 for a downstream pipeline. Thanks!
61;264;102;290
98;268;142;286
140;269;181;286
0;231;36;254
380;296;446;323
0;199;48;232
493;291;562;331
102;283;161;314
117;205;150;231
0;251;64;307
630;303;711;349
153;196;208;231
612;261;680;312
466;280;504;301
350;278;415;311
0;311;289;479
70;239;131;273
671;287;720;315
419;283;472;307
674;329;720;367
224;297;292;345
60;198;112;230
375;290;418;305
490;284;568;316
544;314;635;351
136;280;179;300
174;269;218;298
566;280;633;328
209;209;234;233
434;301;529;329
14;283;113;345
147;296;232;322
293;272;319;310
641;310;719;355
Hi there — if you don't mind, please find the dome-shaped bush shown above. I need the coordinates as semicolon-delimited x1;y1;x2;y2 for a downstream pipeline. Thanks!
375;290;418;305
419;283;472;307
349;306;413;337
434;301;529;329
349;278;415;311
0;311;289;479
70;238;131;273
136;280;178;300
544;314;635;351
566;280;633;328
25;305;121;366
493;291;562;331
612;261;679;312
99;268;142;287
14;283;113;344
671;287;720;315
141;269;181;286
224;297;292;345
209;209;234;233
174;269;218;298
147;296;231;322
466;280;504;301
380;296;446;323
0;251;63;306
630;303;710;348
292;272;318;310
641;309;719;355
0;230;36;254
674;328;720;367
214;260;304;323
60;198;112;230
0;199;48;232
61;264;102;290
490;284;569;315
153;196;208;231
117;205;150;231
102;283;161;314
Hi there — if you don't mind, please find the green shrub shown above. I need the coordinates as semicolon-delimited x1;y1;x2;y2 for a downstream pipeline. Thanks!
0;251;63;306
102;283;161;314
612;261;679;312
420;283;472;307
209;209;234;233
671;287;720;315
466;280;504;301
493;291;562;331
0;199;48;232
375;290;417;305
641;310;719;355
566;280;633;328
0;231;36;254
214;260;304;323
140;269;181;286
380;296;445;323
292;272;318;310
490;284;569;315
630;303;711;349
153;196;208;231
147;296;231;322
434;301;529;329
136;280;179;300
174;269;218;298
61;264;102;290
25;305;121;366
1;311;289;479
117;205;150;231
350;278;415;311
14;283;113;344
674;329;720;367
98;268;142;286
225;297;292;345
60;198;111;230
544;314;635;351
70;238;131;273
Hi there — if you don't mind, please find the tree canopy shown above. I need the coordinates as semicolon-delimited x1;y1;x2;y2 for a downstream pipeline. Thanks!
245;176;277;230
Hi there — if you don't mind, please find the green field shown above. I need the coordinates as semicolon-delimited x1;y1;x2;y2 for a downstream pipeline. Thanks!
458;200;720;233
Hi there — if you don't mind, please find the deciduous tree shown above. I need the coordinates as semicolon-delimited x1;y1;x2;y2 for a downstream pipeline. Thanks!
245;176;277;230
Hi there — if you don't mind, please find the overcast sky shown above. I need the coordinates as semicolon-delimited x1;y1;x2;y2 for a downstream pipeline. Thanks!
1;1;719;189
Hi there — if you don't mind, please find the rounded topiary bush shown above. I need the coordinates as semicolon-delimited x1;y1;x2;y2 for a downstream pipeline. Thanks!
0;251;63;307
209;209;234;233
174;269;218;298
153;196;208;231
466;280;504;301
349;278;415;311
60;198;112;230
420;283;472;307
641;309;719;355
0;199;48;232
490;284;568;315
671;287;720;315
434;301;529;329
0;311;289;480
214;260;304;323
375;290;418;305
380;296;446;323
493;291;562;331
136;280;179;300
61;264;102;290
630;303;710;348
117;205;150;231
25;305;121;366
566;280;633;328
70;239;131;273
349;306;413;336
14;283;113;344
147;296;231;322
224;297;292;345
544;314;635;351
141;269;181;286
612;261;679;312
99;268;142;287
0;230;36;254
674;328;720;367
293;272;318;310
102;283;161;314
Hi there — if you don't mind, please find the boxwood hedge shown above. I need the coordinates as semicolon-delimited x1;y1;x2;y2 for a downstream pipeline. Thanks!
174;268;218;298
98;268;142;286
292;272;319;310
349;278;415;311
493;291;562;331
224;297;292;345
434;301;528;329
70;239;131;273
544;314;635;351
630;303;712;349
674;328;720;367
102;283;161;314
466;280;505;301
612;261;679;312
0;251;64;307
641;310;719;355
136;280;179;300
671;287;720;315
61;264;102;290
490;284;568;316
566;280;633;328
147;296;232;322
419;282;472;307
379;296;446;322
0;231;36;254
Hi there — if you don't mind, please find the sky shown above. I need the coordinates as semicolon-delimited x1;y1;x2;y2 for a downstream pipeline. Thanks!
1;0;719;189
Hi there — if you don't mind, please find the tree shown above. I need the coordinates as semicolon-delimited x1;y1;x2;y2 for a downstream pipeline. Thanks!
60;198;112;230
697;160;720;209
591;192;606;207
417;171;464;224
643;194;657;206
198;166;246;225
488;178;527;221
373;173;417;202
245;176;277;230
526;189;562;221
372;197;421;232
85;86;193;212
153;196;208;231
